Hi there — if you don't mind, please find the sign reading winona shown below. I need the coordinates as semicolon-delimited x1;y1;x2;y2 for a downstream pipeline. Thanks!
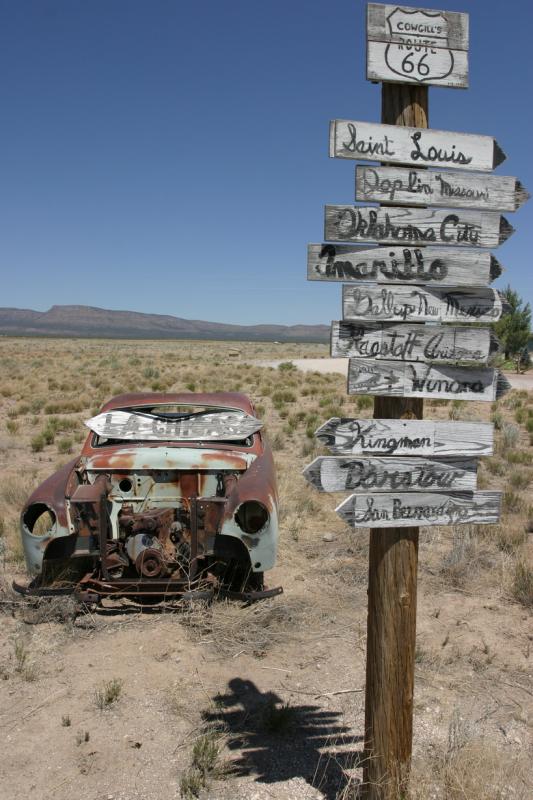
367;3;469;89
330;120;505;172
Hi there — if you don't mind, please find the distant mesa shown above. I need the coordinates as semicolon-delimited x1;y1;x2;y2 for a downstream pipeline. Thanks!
0;305;329;343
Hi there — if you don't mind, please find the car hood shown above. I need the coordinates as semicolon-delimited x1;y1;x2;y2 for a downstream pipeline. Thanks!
80;446;256;472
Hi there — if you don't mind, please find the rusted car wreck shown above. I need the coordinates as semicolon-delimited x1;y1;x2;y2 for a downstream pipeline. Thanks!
15;392;281;603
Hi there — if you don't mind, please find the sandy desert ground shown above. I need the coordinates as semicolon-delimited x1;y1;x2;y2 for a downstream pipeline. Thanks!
0;336;531;800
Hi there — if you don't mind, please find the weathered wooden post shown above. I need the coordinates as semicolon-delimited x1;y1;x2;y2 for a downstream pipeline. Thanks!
305;3;529;798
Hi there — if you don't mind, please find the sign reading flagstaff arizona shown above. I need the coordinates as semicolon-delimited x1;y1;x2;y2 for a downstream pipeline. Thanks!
314;418;494;457
342;285;505;324
355;166;529;213
307;244;502;286
329;120;505;172
303;455;477;493
347;360;510;402
336;491;501;529
331;321;498;364
366;3;469;88
325;205;513;248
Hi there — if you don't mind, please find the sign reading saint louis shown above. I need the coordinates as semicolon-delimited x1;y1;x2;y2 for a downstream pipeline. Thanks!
367;3;469;88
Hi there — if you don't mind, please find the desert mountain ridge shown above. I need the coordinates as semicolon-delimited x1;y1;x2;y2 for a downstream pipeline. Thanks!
0;305;330;343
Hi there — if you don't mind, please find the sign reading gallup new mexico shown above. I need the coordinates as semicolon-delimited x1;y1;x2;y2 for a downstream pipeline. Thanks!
366;3;469;88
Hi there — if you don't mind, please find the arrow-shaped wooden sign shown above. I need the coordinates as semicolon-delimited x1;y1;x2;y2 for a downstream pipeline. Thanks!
325;206;513;248
342;285;506;324
330;120;505;172
307;244;502;286
347;359;510;401
303;456;477;493
331;321;498;363
85;409;263;441
314;418;494;457
336;491;501;528
355;166;529;212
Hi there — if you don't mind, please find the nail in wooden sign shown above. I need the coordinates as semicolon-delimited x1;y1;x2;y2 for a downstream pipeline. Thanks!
331;321;498;363
85;410;263;441
342;286;505;324
367;4;469;89
325;206;513;248
336;491;501;528
347;360;510;401
330;120;505;172
315;418;494;457
304;456;477;493
307;244;502;286
355;166;529;213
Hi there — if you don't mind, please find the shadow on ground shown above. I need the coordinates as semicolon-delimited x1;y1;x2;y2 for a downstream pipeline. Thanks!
204;678;364;799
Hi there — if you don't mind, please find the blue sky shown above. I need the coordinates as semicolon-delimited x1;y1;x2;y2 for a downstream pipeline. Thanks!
1;0;532;326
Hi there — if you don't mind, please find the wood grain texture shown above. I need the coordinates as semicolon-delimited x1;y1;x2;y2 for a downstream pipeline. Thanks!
363;81;428;800
331;321;497;363
347;360;510;401
342;285;505;323
330;120;505;171
325;205;513;248
336;491;501;528
85;410;263;441
307;244;501;286
367;4;469;50
315;418;494;457
356;166;529;212
303;455;477;493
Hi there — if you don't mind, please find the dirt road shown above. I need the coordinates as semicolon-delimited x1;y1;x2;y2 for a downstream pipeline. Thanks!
256;358;533;390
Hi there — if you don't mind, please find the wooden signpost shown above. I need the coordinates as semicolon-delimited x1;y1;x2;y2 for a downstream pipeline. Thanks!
366;3;469;88
324;205;513;248
85;409;263;441
314;418;494;456
355;166;529;212
307;243;502;286
329;119;505;171
342;285;506;323
305;4;525;797
331;320;498;363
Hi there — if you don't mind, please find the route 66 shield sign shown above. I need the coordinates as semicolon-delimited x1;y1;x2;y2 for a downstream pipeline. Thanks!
384;7;453;83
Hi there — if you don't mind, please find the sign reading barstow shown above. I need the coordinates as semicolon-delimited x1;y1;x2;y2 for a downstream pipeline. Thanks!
330;120;505;172
367;3;469;88
355;166;529;213
314;418;494;457
331;321;498;363
325;206;513;249
303;455;477;493
347;360;510;401
336;491;501;528
307;244;502;286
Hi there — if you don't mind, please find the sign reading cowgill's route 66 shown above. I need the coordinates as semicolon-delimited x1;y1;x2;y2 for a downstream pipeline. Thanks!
367;3;469;89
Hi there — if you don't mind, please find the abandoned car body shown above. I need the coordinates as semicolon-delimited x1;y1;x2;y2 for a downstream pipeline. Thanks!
16;392;280;602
